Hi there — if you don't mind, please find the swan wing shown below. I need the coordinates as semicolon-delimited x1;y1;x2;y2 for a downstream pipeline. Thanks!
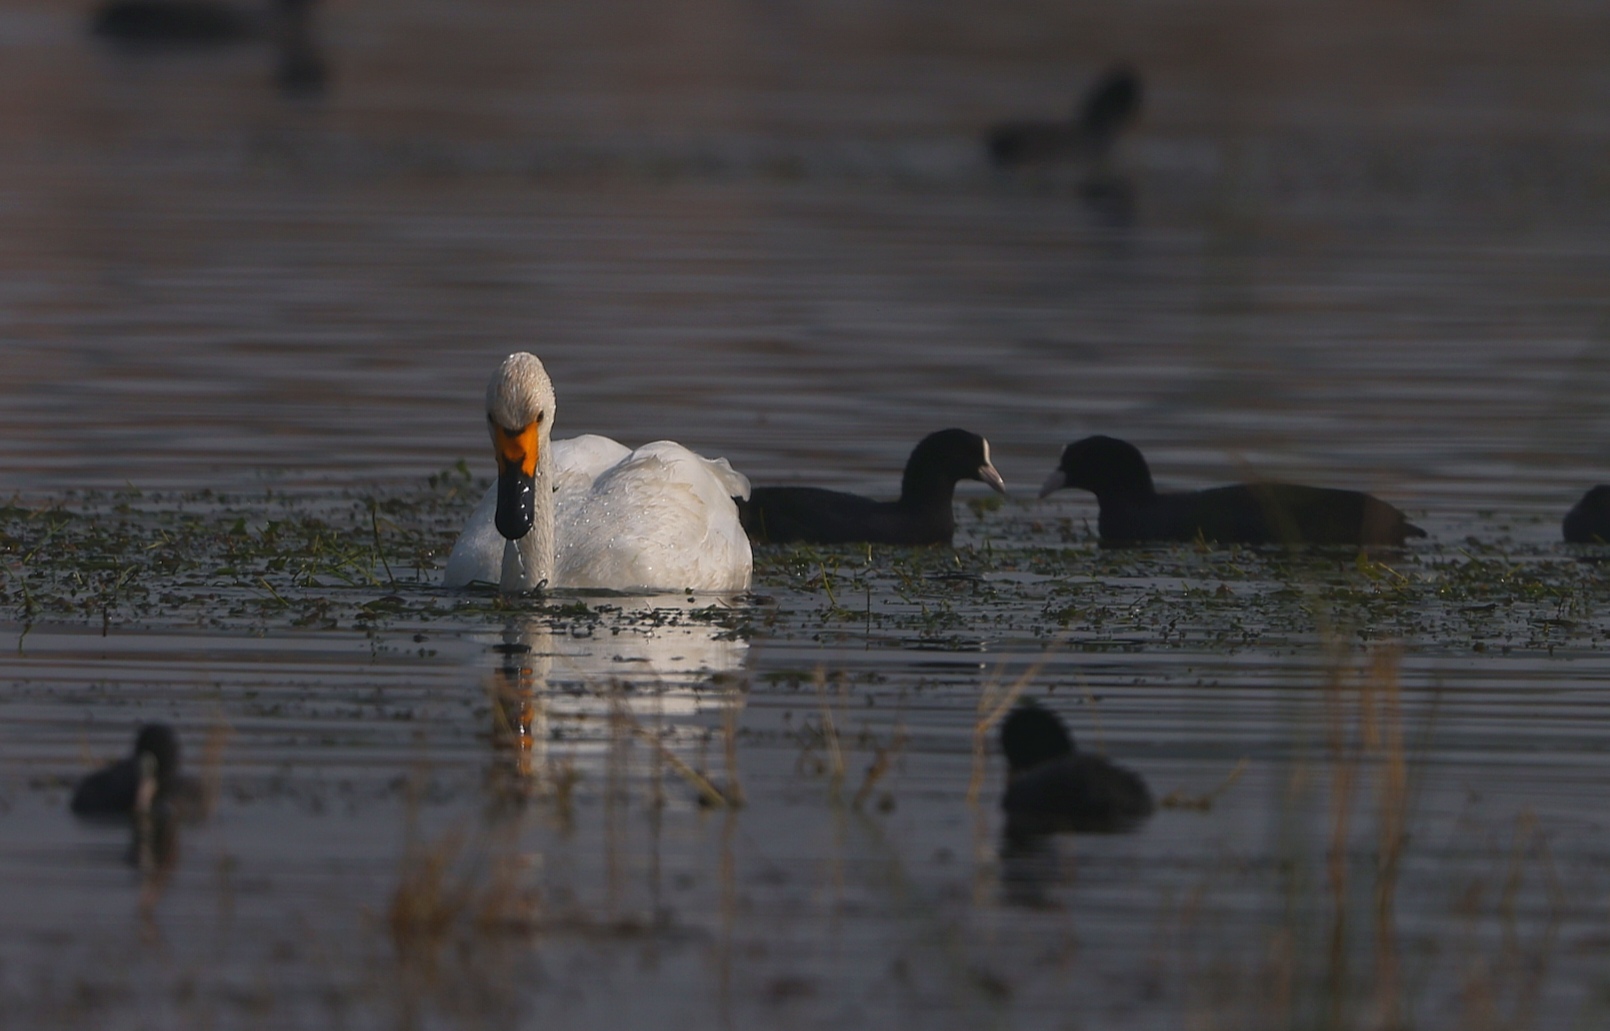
442;483;502;587
556;441;752;592
551;434;632;490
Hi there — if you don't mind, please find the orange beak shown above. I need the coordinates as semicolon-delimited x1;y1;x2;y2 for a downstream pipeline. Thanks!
492;421;539;479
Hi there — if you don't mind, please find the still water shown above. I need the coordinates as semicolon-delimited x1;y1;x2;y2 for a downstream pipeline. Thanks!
2;0;1610;1026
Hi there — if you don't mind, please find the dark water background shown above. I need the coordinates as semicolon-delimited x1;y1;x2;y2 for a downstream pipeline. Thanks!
2;0;1610;1027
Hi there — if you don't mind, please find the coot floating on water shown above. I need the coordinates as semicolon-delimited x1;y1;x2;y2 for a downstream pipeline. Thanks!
91;0;326;95
987;63;1143;168
70;724;203;818
1039;435;1425;547
1000;700;1153;834
1564;485;1610;543
442;352;752;594
91;0;311;44
737;428;1006;545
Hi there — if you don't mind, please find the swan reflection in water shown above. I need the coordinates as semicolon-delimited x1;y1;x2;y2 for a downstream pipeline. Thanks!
476;597;750;806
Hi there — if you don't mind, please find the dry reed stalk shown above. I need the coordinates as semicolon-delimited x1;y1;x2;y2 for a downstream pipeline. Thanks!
966;651;1053;807
387;825;470;955
815;667;845;797
851;724;907;810
1370;646;1408;1031
1159;758;1249;811
722;678;746;807
1322;642;1370;1030
609;694;737;808
199;717;233;818
716;808;740;1027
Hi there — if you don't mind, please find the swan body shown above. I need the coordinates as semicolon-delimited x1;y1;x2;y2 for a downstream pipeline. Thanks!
443;355;752;594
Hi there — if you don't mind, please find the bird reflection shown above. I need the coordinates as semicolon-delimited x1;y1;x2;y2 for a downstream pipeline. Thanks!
477;601;750;812
998;825;1064;908
484;621;551;810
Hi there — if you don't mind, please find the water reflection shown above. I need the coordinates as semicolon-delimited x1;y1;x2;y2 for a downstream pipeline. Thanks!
997;828;1063;909
476;602;749;806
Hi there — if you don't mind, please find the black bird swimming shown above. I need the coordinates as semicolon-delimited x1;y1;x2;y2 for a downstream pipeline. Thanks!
1039;435;1426;547
91;0;326;94
1564;486;1610;543
91;0;256;42
737;428;1007;545
987;63;1143;168
1000;700;1153;834
70;724;203;819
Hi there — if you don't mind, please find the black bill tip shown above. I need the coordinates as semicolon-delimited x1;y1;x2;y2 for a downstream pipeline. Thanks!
495;469;536;540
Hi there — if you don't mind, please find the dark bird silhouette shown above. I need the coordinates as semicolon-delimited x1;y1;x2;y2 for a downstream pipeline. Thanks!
70;724;205;819
91;0;258;43
1000;700;1153;834
90;0;326;96
1564;485;1610;543
1039;435;1425;547
987;63;1143;168
737;428;1006;545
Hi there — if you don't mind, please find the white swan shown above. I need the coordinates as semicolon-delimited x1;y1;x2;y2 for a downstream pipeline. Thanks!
442;353;753;594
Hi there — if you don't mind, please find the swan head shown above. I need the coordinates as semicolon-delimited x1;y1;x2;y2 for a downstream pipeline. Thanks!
486;353;556;541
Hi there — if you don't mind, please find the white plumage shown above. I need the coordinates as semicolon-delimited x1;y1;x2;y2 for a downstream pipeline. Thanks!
442;356;752;594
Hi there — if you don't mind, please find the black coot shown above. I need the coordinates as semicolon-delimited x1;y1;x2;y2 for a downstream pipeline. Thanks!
1000;700;1153;834
70;724;204;819
1564;486;1610;543
1040;435;1425;547
91;0;257;42
90;0;326;95
738;428;1006;545
987;64;1143;168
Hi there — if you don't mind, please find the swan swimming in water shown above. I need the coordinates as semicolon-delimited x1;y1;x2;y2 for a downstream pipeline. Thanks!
442;353;753;594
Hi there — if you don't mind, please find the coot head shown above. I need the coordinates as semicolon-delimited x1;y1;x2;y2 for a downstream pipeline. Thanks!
1564;485;1610;544
904;428;1007;499
133;723;181;778
1077;64;1143;141
999;700;1075;773
1039;435;1155;500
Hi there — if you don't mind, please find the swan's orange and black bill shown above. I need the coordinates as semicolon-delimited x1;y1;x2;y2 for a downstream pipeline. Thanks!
492;422;539;540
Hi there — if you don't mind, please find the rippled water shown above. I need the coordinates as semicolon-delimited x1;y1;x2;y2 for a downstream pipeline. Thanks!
3;0;1610;1026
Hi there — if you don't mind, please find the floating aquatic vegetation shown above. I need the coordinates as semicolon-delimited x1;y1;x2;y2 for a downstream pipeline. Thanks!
2;475;1609;660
